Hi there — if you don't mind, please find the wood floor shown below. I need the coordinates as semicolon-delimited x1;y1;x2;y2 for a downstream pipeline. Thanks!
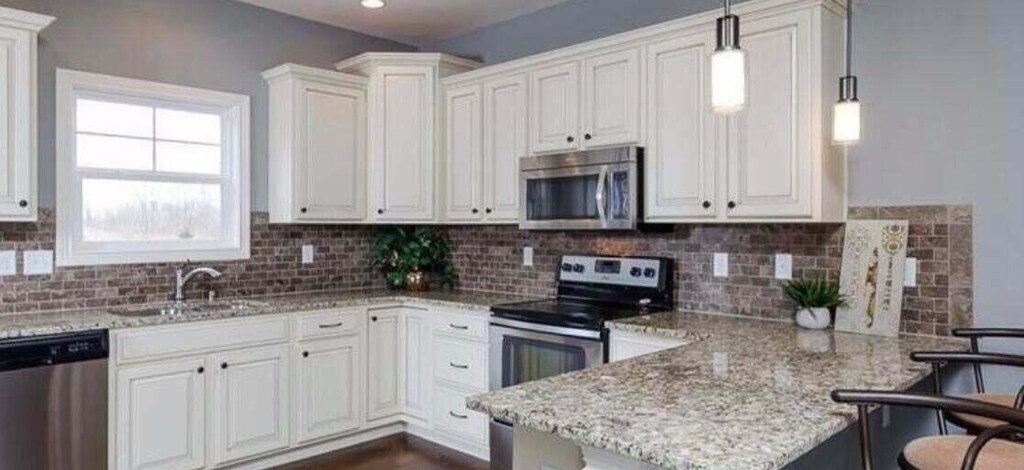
276;434;490;470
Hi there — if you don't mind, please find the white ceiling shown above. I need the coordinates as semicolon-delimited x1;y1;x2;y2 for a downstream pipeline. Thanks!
236;0;574;46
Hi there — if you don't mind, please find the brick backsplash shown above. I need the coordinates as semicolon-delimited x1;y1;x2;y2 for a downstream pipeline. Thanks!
0;205;972;336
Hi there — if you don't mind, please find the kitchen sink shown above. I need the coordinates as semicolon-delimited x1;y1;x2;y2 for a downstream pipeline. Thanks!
109;299;269;317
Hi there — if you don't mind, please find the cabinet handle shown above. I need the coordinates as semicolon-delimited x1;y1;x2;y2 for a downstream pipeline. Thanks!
220;362;228;369
300;207;307;213
702;201;712;209
318;321;344;329
449;362;469;369
472;208;479;214
566;136;575;143
196;366;205;374
449;323;469;330
371;316;378;322
449;411;469;419
584;133;592;140
302;351;309;358
18;200;27;208
377;209;384;215
485;208;492;214
727;201;737;209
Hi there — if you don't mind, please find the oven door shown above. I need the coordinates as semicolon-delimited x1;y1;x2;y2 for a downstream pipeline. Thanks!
519;161;638;230
487;319;604;470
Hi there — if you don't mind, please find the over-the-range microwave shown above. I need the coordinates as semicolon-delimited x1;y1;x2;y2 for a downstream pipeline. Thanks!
519;146;642;230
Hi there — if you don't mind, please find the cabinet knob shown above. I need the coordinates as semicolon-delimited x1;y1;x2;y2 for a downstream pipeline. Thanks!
566;136;575;143
702;201;712;209
300;207;307;213
485;208;492;214
472;208;479;214
377;209;384;215
584;133;592;140
196;366;205;374
727;201;737;209
220;362;228;369
371;316;378;322
302;351;309;358
18;200;27;208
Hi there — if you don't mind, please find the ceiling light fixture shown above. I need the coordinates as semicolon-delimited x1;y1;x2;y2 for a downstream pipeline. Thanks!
360;0;385;9
711;0;746;114
833;0;861;145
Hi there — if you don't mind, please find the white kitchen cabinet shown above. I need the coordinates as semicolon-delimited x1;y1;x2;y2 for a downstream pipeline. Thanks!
644;32;718;221
609;330;687;362
530;62;580;154
264;64;367;223
444;84;483;221
482;74;527;222
366;307;403;422
582;48;641;148
115;357;206;470
0;8;52;221
209;344;290;465
294;335;362;444
403;307;432;420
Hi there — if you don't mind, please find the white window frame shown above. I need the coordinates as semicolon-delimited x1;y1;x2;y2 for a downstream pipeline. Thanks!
56;69;251;266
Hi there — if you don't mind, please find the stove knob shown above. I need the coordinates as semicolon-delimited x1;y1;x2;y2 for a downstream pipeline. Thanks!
630;267;642;277
573;263;585;273
643;268;657;278
561;262;573;272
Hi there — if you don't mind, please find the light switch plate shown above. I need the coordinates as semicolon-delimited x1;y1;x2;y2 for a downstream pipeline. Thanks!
24;250;53;276
904;258;917;287
301;245;314;264
523;246;534;267
0;251;14;276
713;253;729;278
774;254;793;280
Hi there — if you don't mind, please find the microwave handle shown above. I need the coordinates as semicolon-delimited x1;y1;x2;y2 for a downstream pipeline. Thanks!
595;165;608;227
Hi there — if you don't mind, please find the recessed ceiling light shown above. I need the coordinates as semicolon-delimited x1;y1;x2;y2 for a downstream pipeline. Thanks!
361;0;385;8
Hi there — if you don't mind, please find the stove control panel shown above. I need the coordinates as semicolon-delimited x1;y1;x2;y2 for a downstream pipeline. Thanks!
559;255;664;288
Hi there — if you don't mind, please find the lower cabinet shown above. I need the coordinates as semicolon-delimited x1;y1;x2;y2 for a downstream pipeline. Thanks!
293;335;362;444
403;307;432;421
366;307;403;422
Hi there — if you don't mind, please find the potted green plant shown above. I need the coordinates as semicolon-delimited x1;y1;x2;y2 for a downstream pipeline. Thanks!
781;279;846;330
370;226;456;291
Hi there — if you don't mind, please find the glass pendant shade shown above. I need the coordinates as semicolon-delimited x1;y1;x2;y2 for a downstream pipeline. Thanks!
711;48;747;114
833;100;861;145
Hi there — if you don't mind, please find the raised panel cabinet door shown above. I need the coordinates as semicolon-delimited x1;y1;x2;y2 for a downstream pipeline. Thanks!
444;84;483;221
644;32;718;221
294;335;361;444
402;307;431;420
295;80;366;221
115;358;205;470
726;12;813;219
371;66;435;221
210;344;290;465
582;48;641;149
482;74;527;222
366;308;402;421
529;62;580;154
0;25;35;220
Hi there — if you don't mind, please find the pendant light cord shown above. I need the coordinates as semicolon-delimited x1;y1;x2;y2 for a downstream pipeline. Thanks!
846;0;853;76
725;0;732;16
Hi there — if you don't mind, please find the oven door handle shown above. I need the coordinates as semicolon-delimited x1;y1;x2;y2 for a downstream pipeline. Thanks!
595;165;608;228
488;316;602;340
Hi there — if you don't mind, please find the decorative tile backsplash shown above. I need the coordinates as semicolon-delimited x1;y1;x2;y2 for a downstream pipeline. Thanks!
0;205;972;336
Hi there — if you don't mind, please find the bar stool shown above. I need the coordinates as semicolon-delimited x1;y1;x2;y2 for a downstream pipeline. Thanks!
831;390;1024;470
911;352;1024;435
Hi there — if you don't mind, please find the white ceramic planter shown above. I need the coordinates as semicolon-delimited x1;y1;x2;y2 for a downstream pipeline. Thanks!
795;307;832;330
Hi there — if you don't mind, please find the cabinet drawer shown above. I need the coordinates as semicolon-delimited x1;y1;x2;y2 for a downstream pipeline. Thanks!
294;309;362;340
431;310;489;341
433;336;488;390
115;316;289;364
433;384;488;444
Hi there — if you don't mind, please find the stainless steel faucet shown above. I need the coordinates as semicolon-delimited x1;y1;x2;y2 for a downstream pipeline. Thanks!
173;262;223;304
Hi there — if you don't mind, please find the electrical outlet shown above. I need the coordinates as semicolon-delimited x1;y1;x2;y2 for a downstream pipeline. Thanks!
523;246;534;267
0;251;14;276
774;254;793;280
302;245;314;264
23;250;53;276
904;258;917;287
713;253;729;278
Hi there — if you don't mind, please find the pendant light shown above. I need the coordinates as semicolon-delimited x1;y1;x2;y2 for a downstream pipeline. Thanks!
833;0;861;144
711;0;746;114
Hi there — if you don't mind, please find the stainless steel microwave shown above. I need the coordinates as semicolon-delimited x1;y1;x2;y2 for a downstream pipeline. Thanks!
519;146;641;230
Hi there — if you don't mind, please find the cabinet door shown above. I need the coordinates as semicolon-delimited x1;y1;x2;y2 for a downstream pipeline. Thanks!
210;345;290;465
444;84;483;221
726;12;813;219
366;307;402;421
115;358;206;470
582;48;641;148
482;75;527;222
371;65;435;221
0;25;35;220
403;307;431;420
294;336;361;444
295;80;366;221
529;62;580;154
644;32;718;221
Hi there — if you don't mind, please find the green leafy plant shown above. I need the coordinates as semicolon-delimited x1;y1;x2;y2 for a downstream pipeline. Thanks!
370;226;457;289
782;279;846;310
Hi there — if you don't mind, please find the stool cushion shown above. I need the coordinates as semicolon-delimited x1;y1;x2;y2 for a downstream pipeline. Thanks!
950;393;1017;431
903;435;1024;470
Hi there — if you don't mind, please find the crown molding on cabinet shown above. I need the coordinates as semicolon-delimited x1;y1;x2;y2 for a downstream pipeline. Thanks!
262;63;369;87
0;6;55;31
335;52;481;78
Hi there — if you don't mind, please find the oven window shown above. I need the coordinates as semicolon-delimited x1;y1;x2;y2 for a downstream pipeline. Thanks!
525;175;599;220
503;337;587;388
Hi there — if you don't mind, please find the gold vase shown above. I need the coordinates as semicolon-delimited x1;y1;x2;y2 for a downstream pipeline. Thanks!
405;271;428;292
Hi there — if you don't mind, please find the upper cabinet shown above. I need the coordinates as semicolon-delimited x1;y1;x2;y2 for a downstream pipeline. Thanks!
529;62;580;154
0;7;53;221
265;64;368;223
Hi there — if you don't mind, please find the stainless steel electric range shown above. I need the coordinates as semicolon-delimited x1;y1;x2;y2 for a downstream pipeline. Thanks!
486;254;673;469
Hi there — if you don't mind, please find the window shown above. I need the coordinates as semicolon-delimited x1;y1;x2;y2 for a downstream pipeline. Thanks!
56;69;250;266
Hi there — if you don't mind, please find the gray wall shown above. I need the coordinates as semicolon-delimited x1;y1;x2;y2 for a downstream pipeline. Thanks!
4;0;415;211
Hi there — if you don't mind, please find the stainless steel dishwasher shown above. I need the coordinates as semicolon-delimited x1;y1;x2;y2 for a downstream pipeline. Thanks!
0;330;108;470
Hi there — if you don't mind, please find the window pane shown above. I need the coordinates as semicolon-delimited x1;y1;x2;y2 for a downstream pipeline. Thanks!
76;98;153;138
76;134;153;171
82;179;223;242
155;108;221;144
156;141;221;175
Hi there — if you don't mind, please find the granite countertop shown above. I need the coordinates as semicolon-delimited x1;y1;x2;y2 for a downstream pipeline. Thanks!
0;289;537;339
468;311;970;470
